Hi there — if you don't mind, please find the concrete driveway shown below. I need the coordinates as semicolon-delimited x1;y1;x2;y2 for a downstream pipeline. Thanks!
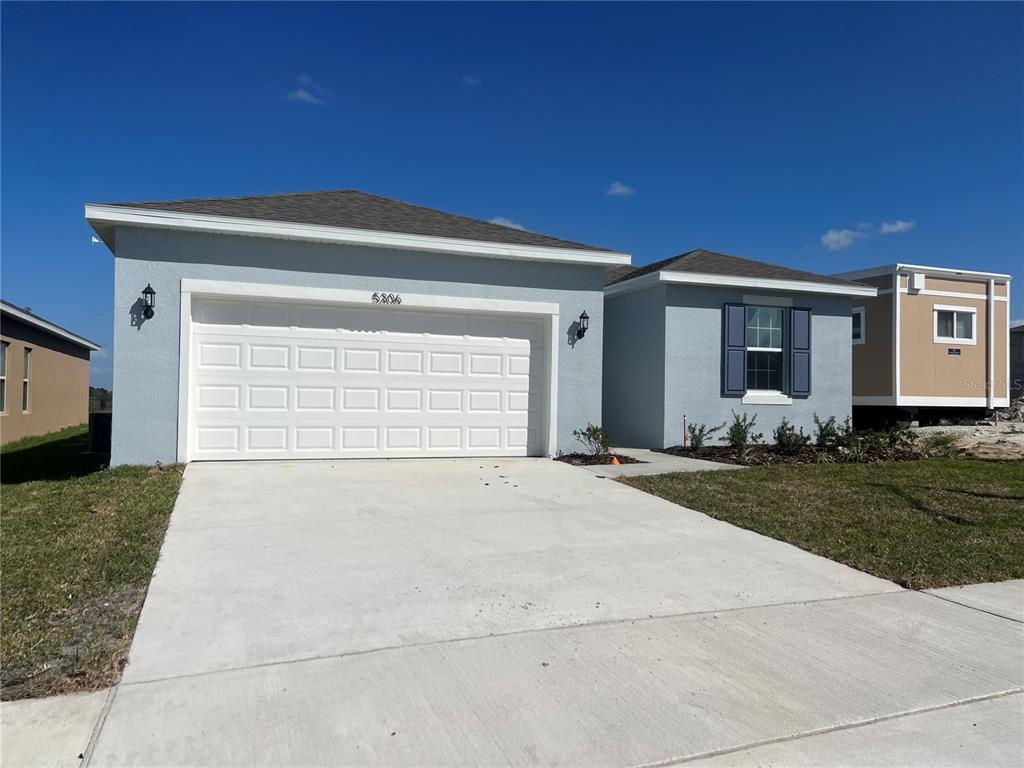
87;459;1023;766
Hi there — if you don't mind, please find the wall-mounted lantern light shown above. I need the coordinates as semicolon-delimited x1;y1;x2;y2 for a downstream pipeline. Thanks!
142;284;156;319
576;310;589;339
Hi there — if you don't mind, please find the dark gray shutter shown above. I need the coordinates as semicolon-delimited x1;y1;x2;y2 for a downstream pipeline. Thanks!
790;307;811;397
723;303;746;396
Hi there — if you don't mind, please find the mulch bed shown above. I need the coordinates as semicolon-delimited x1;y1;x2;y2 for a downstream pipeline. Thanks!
656;444;920;466
555;453;643;466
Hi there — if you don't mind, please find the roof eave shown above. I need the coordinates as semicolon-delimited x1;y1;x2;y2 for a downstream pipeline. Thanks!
0;303;102;351
84;204;631;267
605;270;877;298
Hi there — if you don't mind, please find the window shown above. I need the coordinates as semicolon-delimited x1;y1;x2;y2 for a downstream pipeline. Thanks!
0;342;7;413
745;306;784;391
22;347;31;412
851;307;865;345
933;305;976;345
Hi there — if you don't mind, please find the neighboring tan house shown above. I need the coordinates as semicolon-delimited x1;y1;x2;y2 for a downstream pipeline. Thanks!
832;264;1012;424
0;300;101;445
1011;322;1023;404
602;249;877;447
85;189;629;466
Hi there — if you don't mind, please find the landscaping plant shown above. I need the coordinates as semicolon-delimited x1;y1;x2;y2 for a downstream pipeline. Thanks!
726;411;762;463
573;423;612;456
687;422;725;449
773;418;810;456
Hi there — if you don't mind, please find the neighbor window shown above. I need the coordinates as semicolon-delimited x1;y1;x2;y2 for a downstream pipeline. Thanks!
852;307;865;345
0;342;7;413
745;306;784;391
934;306;976;344
21;347;31;412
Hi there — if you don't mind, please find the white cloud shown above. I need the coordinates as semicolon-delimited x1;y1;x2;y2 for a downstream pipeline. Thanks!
821;227;868;251
606;181;636;197
461;75;481;93
880;220;916;234
489;216;525;230
287;74;328;105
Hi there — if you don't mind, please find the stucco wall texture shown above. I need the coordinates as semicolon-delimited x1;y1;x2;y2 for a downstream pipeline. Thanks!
1;317;91;444
604;284;852;448
111;226;606;466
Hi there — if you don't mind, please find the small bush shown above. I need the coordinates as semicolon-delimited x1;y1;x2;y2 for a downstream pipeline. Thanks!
884;424;916;455
726;411;763;463
688;422;725;449
573;423;612;456
773;418;810;455
813;414;854;449
919;432;959;457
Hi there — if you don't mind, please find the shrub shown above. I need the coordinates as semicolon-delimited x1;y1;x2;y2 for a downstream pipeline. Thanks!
884;424;916;455
573;423;612;456
773;418;810;455
726;411;763;463
688;422;725;449
813;414;854;449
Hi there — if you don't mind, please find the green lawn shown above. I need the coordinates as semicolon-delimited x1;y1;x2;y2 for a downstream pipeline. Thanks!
624;459;1024;590
1;425;182;700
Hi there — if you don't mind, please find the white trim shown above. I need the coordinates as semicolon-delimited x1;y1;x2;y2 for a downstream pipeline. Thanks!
898;287;1007;302
741;391;792;406
893;272;901;398
743;294;793;307
932;304;978;346
987;279;995;408
605;269;876;298
175;279;561;462
0;303;101;351
852;306;865;345
86;204;630;267
853;395;1011;408
833;263;1011;282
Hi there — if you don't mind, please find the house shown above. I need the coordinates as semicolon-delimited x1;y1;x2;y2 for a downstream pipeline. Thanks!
0;300;101;445
602;249;876;448
1009;322;1023;404
85;190;630;466
832;263;1012;424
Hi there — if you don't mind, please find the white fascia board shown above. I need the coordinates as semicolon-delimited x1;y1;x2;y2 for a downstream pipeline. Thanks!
605;270;877;298
831;264;898;281
84;204;631;267
0;304;101;351
894;263;1012;282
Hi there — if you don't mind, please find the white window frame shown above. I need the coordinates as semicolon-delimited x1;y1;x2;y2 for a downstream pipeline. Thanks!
21;347;31;412
852;307;865;345
744;305;786;397
0;341;8;414
933;304;977;346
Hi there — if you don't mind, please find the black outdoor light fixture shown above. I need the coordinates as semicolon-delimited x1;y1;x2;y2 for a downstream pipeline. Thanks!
576;310;589;339
142;284;156;319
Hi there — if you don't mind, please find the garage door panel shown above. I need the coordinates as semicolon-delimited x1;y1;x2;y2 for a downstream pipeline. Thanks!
189;301;546;460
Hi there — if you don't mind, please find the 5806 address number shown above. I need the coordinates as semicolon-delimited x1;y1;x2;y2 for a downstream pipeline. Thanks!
371;292;402;305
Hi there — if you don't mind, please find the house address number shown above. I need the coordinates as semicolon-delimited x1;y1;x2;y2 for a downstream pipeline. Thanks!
371;292;402;305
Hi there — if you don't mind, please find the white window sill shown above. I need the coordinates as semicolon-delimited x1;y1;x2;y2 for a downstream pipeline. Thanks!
933;337;976;346
742;391;793;405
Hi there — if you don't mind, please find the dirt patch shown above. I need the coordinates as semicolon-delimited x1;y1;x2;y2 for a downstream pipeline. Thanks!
1;584;147;701
913;424;1024;461
555;453;643;466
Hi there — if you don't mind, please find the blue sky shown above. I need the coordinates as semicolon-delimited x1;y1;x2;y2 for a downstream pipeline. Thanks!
3;2;1022;388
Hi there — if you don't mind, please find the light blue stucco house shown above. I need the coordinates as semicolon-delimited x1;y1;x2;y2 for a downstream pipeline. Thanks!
602;249;877;448
86;190;630;466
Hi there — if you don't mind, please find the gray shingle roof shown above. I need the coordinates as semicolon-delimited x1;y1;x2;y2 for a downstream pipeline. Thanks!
103;189;623;254
604;248;866;288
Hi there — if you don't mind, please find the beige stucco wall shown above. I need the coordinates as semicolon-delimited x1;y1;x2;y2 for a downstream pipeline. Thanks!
852;292;894;397
0;330;91;445
899;289;1008;399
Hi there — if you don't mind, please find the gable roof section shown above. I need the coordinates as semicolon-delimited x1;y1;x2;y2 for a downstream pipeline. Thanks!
605;248;876;297
85;189;629;266
1;300;101;351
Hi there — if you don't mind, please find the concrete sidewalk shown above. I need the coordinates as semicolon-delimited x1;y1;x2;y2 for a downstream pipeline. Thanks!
926;579;1024;623
584;446;740;477
1;689;109;768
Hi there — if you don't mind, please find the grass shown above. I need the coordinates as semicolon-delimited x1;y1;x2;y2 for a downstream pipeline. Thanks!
1;425;182;699
624;458;1024;590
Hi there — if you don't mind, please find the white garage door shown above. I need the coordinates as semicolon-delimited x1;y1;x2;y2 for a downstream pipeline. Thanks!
186;297;548;460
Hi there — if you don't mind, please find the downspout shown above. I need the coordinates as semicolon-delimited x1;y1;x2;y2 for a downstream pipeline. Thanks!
892;269;901;404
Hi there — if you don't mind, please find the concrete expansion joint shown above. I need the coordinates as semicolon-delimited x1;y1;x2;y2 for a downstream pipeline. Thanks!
119;589;903;689
924;590;1024;624
637;689;1024;768
80;685;119;768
